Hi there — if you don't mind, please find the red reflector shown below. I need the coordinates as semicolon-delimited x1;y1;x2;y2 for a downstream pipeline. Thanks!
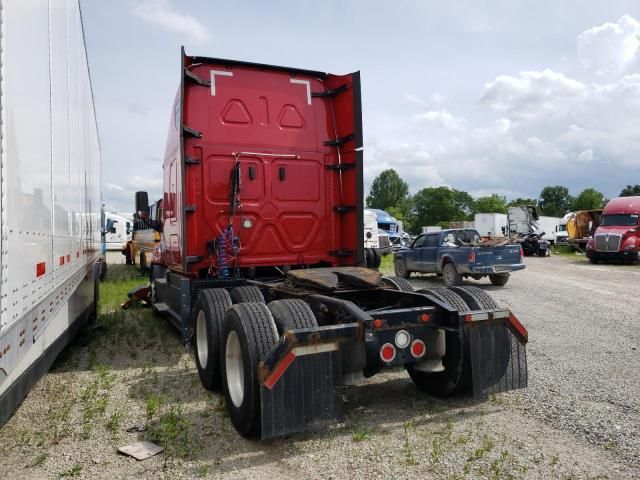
36;262;46;277
420;313;430;323
379;343;396;362
411;340;426;358
373;318;383;329
464;314;472;322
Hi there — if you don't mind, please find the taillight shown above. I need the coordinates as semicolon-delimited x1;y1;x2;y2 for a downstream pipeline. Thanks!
394;330;411;349
468;250;476;263
410;340;426;359
519;245;523;258
379;343;396;362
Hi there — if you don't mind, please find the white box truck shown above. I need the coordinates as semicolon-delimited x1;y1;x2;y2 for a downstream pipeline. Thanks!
474;213;507;237
0;0;101;424
538;216;562;243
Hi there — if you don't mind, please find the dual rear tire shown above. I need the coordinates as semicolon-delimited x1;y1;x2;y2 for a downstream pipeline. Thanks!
193;290;317;437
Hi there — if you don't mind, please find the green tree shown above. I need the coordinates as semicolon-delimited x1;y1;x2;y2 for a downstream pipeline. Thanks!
539;185;572;217
412;186;473;228
387;200;415;234
472;194;508;214
366;169;409;211
571;188;605;210
507;198;538;208
620;185;640;197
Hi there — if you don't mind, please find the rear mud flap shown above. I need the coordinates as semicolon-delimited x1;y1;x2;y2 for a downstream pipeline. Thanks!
260;347;343;439
467;322;527;398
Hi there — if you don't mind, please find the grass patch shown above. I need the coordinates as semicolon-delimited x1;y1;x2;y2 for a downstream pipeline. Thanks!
351;426;370;442
379;253;394;274
58;464;82;478
147;405;193;467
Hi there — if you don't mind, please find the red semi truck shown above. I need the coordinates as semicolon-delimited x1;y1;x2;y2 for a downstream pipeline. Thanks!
587;196;640;263
135;48;528;438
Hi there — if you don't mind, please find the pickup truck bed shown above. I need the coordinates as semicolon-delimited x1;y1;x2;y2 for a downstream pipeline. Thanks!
393;228;525;287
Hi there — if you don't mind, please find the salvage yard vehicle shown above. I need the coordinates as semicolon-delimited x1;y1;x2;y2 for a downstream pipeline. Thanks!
363;208;386;268
141;49;528;439
393;229;525;286
0;0;102;425
123;198;162;272
566;209;602;250
586;196;640;264
507;206;550;257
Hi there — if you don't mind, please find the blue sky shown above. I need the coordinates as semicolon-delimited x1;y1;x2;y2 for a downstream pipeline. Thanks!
82;1;640;213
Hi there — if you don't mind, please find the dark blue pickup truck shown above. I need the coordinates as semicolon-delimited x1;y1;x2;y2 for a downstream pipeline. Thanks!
393;228;525;287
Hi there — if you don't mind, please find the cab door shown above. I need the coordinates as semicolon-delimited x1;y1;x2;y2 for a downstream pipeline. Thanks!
420;233;440;273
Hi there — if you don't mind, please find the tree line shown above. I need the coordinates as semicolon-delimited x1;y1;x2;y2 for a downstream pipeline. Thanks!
366;169;640;234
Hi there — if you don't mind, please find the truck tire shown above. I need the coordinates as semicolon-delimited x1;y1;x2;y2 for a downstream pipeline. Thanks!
371;248;382;269
124;246;133;265
222;303;278;437
268;299;318;335
230;286;264;304
364;248;373;268
193;288;232;390
442;262;462;287
394;258;410;279
139;252;146;272
417;287;469;313
408;288;472;396
489;274;510;287
449;286;499;310
381;276;414;292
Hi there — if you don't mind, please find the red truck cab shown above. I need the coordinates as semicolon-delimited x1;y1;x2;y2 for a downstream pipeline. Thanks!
586;196;640;263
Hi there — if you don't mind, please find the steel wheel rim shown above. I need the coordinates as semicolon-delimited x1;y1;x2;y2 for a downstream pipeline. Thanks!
196;311;208;367
225;330;244;408
444;266;452;284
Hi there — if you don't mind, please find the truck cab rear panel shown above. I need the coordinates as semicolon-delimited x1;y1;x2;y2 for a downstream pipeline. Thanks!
158;49;364;276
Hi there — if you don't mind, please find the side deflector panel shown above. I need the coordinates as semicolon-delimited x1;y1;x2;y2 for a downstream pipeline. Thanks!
323;72;364;266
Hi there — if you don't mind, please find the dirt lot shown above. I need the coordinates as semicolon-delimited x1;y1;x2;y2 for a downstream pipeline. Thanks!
1;254;638;479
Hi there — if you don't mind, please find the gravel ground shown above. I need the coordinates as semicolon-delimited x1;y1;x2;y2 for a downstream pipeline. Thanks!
0;256;638;479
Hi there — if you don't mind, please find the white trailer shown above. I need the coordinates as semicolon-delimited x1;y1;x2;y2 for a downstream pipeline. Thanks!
474;213;507;237
104;212;132;251
0;0;101;424
538;216;562;243
363;208;379;249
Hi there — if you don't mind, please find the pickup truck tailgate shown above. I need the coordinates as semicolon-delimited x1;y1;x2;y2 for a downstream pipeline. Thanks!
473;245;523;272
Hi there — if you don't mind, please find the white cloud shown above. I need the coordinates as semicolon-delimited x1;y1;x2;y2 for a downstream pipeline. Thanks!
577;15;640;76
132;0;211;45
414;109;465;131
577;149;594;162
105;183;124;191
479;69;586;119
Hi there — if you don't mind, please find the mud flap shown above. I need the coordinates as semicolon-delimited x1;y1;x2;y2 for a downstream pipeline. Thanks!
260;346;343;439
467;322;527;398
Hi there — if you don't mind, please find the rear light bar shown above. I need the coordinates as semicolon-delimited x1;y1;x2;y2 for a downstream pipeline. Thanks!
464;309;510;322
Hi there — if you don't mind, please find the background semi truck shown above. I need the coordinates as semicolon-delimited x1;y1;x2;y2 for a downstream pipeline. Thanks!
0;0;102;424
103;212;132;251
587;196;640;263
138;49;528;439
